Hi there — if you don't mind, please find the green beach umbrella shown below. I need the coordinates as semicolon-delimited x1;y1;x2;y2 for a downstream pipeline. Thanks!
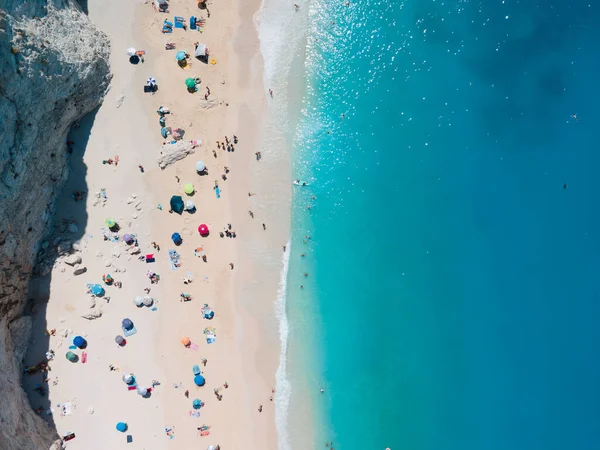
65;351;78;363
185;78;196;89
106;218;116;228
184;183;194;195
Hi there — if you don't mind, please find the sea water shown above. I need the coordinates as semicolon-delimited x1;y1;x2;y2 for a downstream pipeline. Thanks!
262;0;600;449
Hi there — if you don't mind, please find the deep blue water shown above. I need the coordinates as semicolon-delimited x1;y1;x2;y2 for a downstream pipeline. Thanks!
287;0;600;449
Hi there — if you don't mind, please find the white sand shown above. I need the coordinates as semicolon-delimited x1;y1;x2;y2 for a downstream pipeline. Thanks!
23;0;291;447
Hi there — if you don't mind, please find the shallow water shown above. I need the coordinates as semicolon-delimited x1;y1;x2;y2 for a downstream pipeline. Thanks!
275;0;600;449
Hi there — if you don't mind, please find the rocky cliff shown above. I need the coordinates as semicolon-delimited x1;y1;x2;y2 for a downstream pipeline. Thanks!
0;1;111;448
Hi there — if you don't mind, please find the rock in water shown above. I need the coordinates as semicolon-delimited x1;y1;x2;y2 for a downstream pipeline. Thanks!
157;140;198;169
0;4;111;449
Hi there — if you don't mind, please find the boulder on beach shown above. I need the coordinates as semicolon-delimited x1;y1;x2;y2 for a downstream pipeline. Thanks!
157;141;198;169
64;254;82;266
73;266;87;276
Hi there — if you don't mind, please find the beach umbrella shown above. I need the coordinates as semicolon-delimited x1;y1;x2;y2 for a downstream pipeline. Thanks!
181;336;191;347
136;386;148;396
143;296;154;306
126;48;136;57
184;183;194;195
123;234;133;244
193;365;201;376
195;161;206;172
176;51;186;61
147;77;157;86
115;335;126;346
170;195;184;214
203;308;214;320
194;43;207;58
106;218;116;228
185;78;196;89
134;296;144;307
89;283;105;296
122;373;133;384
185;200;195;211
198;224;209;236
73;336;87;349
122;318;134;330
116;422;128;432
192;399;202;410
65;351;78;363
171;232;182;245
194;375;206;386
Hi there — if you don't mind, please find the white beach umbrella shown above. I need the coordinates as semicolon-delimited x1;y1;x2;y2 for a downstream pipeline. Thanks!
196;160;206;172
143;296;154;307
137;386;148;396
185;200;195;211
126;47;136;57
122;373;133;384
134;296;144;306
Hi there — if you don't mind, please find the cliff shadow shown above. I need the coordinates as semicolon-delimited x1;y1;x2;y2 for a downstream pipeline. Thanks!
23;108;98;433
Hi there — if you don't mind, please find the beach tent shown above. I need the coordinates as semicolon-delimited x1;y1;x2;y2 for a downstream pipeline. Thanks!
170;195;185;214
194;44;207;58
176;51;186;61
193;399;202;409
115;335;126;346
116;422;128;432
181;336;191;347
194;375;206;386
88;283;105;297
184;183;194;195
122;373;134;384
193;365;201;376
198;224;209;236
65;351;78;363
171;232;182;245
185;78;196;89
134;296;144;307
196;161;206;172
122;318;134;331
73;336;87;349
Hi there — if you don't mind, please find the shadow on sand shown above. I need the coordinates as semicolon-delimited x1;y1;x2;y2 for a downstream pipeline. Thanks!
22;108;98;434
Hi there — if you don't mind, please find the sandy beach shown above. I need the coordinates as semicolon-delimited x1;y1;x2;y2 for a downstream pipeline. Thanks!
23;0;290;448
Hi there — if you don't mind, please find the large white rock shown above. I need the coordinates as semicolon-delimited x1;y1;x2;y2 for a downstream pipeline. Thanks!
157;141;198;169
64;254;82;266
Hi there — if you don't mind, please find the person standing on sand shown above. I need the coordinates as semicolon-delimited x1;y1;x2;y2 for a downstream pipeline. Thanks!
213;150;217;158
229;262;234;270
269;89;273;98
262;223;266;230
249;210;254;218
258;404;263;412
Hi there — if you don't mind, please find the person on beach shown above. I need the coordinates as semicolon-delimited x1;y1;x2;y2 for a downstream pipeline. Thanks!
294;4;299;10
248;192;256;196
202;358;208;366
185;390;189;398
138;165;144;173
229;262;234;270
269;89;273;98
233;135;238;143
258;404;263;412
262;223;266;230
213;150;217;158
249;210;254;218
282;245;287;252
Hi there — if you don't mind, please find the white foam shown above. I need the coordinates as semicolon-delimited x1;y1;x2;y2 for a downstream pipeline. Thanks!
274;237;292;450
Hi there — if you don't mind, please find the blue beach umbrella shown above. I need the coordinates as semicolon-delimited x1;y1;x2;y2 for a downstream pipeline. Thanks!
116;422;128;432
171;232;182;245
176;51;186;61
192;399;202;410
194;374;206;386
73;336;87;349
192;365;201;376
89;284;105;297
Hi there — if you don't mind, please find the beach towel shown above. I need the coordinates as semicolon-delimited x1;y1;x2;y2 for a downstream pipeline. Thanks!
190;16;196;30
81;352;87;363
189;410;201;417
189;343;199;351
61;402;73;416
127;385;137;391
146;254;155;263
174;16;185;28
168;249;180;271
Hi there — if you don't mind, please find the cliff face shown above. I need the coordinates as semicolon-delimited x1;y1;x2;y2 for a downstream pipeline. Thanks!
0;1;111;448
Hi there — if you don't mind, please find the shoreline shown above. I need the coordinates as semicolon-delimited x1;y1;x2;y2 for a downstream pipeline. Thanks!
23;0;289;448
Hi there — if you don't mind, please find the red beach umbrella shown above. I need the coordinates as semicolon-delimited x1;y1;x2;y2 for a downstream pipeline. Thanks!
198;224;209;236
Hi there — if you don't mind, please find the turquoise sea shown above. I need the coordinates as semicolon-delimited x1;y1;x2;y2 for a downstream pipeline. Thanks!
280;0;600;449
